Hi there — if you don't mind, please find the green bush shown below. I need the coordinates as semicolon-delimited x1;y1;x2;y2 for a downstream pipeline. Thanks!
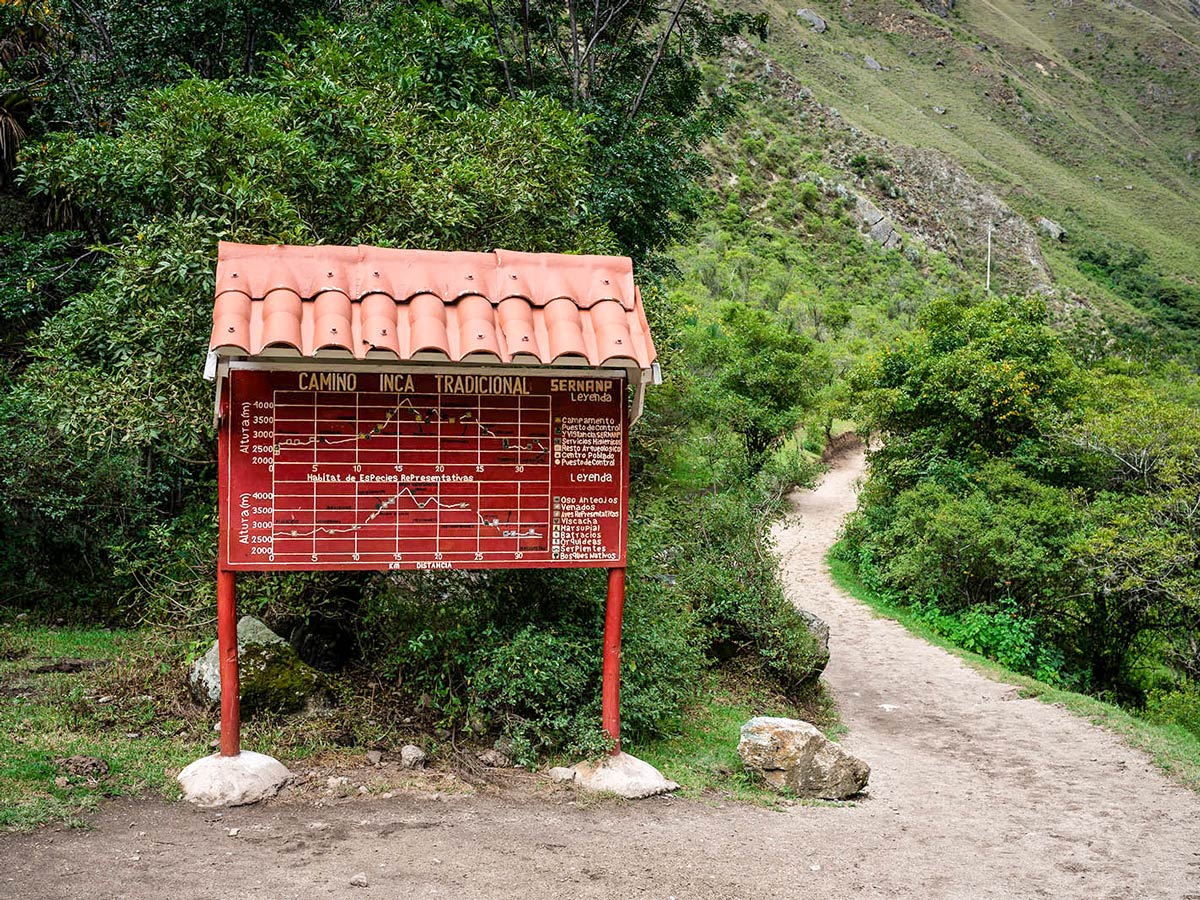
1145;685;1200;739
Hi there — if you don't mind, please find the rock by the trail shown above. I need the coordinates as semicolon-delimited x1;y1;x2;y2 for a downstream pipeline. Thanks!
189;616;328;716
796;9;827;32
796;608;831;673
349;873;369;888
1035;217;1067;241
864;55;883;72
548;766;577;784
177;750;292;808
365;750;382;766
569;753;679;799
55;755;108;779
478;748;512;768
400;744;426;769
738;717;869;799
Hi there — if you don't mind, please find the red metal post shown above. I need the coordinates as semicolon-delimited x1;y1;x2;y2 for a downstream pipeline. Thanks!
217;568;240;756
215;377;240;757
601;566;626;754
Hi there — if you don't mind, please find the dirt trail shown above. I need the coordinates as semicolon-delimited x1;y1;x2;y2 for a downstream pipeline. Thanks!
3;449;1199;900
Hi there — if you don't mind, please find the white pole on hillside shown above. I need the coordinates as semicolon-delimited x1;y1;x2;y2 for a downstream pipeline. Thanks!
986;222;993;294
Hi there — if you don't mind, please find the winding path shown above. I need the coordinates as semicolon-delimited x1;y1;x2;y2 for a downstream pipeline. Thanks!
2;449;1198;900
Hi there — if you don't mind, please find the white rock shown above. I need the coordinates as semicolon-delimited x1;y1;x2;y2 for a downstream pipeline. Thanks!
349;873;369;887
548;766;577;784
570;752;679;800
177;751;292;808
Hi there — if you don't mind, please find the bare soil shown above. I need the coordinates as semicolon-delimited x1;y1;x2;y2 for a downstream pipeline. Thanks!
3;449;1199;900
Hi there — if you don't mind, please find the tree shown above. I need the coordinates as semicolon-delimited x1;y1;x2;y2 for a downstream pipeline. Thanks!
850;294;1082;490
463;0;761;261
3;7;610;602
687;303;832;467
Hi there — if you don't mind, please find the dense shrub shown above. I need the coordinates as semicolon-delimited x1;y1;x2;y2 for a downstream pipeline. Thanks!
845;295;1200;710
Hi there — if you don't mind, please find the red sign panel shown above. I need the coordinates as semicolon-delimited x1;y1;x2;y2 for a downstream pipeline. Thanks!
220;365;629;571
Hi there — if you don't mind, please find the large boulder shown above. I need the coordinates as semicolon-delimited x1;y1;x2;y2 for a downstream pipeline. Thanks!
795;9;827;32
1035;217;1067;241
189;616;328;715
738;717;869;799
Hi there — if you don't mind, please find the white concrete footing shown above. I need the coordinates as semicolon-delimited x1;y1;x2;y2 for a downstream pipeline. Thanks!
178;750;292;808
566;752;679;799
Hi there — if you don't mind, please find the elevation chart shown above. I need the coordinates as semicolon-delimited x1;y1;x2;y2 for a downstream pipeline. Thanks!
222;365;628;571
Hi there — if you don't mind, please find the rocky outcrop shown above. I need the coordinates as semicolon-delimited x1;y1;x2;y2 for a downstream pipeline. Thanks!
1036;217;1067;241
917;0;955;17
796;9;827;32
854;194;903;249
738;717;869;799
189;616;328;715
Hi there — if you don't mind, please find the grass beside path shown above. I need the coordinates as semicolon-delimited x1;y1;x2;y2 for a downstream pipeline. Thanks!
0;624;205;831
827;555;1200;794
1;619;845;830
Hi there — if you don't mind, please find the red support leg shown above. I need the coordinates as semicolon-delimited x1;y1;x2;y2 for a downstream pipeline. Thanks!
217;568;240;757
601;567;626;754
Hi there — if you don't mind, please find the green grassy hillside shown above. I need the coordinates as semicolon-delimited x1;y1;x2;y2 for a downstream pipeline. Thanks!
733;0;1200;290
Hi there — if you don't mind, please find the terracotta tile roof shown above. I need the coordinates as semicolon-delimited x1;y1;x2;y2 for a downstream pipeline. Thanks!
209;242;657;372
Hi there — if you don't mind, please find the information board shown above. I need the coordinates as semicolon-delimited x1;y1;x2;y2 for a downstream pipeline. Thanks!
221;365;628;571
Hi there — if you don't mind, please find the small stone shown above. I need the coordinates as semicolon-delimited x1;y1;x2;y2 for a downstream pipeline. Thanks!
54;755;109;778
327;776;348;789
365;750;382;766
932;106;947;115
549;767;577;784
349;873;369;887
400;745;426;770
226;828;240;837
357;785;369;795
864;55;883;72
477;748;511;768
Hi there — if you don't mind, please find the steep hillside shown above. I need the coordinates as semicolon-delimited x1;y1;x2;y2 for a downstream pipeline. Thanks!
740;0;1199;269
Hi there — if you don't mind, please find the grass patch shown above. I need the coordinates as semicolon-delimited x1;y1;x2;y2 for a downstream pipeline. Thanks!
827;550;1200;793
0;624;206;831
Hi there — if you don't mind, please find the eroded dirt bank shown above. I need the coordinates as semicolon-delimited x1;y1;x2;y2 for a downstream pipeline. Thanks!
2;448;1198;900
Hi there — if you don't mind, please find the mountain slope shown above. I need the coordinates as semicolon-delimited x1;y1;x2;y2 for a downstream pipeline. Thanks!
724;0;1199;317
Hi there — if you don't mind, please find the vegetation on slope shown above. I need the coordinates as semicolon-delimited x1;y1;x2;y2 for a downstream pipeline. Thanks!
668;9;1200;745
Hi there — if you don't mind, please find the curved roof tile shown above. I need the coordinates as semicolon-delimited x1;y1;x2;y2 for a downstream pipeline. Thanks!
209;242;656;371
